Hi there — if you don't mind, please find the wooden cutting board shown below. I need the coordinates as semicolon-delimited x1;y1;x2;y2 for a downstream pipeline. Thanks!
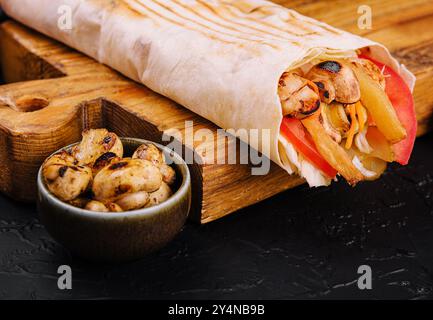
0;0;432;223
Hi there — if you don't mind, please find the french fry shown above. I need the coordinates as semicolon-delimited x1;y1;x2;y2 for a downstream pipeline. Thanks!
301;111;364;185
354;68;406;144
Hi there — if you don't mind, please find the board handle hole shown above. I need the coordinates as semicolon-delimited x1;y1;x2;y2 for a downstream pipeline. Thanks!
13;94;49;112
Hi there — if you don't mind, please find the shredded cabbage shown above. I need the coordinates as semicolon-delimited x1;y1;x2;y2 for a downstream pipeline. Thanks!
279;136;331;187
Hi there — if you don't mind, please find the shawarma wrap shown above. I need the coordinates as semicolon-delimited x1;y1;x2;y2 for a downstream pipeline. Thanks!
0;0;417;186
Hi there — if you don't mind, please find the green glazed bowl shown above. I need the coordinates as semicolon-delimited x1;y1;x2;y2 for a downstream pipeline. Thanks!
37;137;191;262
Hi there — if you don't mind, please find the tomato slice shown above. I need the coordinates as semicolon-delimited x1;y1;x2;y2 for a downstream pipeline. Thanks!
281;117;337;178
359;55;417;165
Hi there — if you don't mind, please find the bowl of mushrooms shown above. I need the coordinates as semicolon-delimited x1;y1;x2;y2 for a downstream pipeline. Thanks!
37;129;191;262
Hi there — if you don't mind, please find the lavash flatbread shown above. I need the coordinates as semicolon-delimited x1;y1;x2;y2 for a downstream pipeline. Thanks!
0;0;415;180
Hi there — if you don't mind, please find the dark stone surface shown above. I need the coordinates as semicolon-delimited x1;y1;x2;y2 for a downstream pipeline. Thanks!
0;130;432;300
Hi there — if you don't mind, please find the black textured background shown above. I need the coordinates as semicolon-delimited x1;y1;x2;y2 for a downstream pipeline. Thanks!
1;7;433;301
0;132;432;300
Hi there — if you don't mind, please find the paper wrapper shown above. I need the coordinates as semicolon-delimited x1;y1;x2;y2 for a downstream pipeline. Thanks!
0;0;416;173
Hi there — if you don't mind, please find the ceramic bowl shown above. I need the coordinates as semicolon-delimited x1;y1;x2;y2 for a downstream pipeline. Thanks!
37;137;191;262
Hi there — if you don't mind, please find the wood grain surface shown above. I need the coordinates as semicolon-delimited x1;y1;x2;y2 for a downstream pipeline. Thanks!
0;0;432;223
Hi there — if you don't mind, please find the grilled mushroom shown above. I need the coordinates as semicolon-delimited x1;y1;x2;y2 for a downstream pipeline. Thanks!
84;200;123;212
115;191;150;211
43;150;77;167
44;131;178;211
85;200;109;212
159;164;176;186
92;158;162;201
133;143;176;186
278;72;321;118
146;182;173;208
72;129;123;166
132;143;164;166
42;162;92;201
68;197;91;209
105;202;124;212
92;152;121;176
305;61;361;104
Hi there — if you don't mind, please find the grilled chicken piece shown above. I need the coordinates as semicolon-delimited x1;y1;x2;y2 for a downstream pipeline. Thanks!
305;61;361;104
278;72;321;118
